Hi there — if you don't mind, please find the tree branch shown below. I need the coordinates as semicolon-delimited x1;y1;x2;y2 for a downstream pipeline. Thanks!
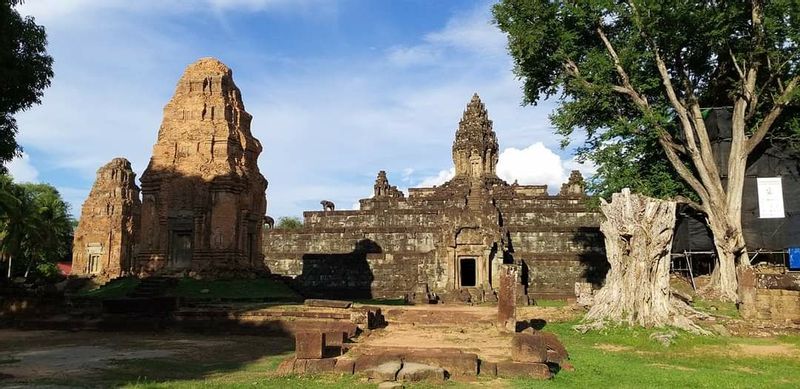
746;76;799;154
596;27;649;108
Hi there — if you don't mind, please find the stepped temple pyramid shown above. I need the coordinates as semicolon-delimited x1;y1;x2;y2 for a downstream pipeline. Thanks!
73;58;605;300
263;94;604;301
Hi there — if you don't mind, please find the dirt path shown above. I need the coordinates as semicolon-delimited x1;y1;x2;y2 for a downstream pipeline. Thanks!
0;329;293;385
351;304;581;362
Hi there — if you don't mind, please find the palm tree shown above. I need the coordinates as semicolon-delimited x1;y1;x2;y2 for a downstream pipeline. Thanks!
0;182;40;278
0;178;72;279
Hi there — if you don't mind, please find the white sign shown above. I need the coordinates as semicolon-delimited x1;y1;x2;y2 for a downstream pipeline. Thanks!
757;177;785;218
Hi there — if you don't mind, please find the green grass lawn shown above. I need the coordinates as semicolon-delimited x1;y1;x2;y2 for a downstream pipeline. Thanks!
73;277;140;299
521;321;800;389
169;278;300;300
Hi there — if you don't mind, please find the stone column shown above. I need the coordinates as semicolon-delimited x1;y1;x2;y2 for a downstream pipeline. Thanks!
497;264;518;332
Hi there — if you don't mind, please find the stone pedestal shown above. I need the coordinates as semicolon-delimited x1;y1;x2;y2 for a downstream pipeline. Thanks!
497;264;518;332
295;332;325;359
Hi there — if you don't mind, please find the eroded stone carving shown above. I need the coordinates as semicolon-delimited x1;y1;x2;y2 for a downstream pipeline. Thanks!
136;57;268;275
373;170;404;198
72;158;141;278
560;170;586;196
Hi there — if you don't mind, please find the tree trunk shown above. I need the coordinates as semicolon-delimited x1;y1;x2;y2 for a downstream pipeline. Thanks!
706;211;749;302
23;257;34;279
581;189;707;333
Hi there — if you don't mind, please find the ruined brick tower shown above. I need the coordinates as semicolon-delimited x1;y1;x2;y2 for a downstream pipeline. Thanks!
136;57;268;275
72;158;141;278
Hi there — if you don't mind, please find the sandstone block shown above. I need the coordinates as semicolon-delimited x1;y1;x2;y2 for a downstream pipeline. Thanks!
295;332;324;359
334;358;355;375
324;331;345;346
305;299;353;309
511;333;547;363
365;361;402;381
396;362;445;382
404;350;479;377
540;331;570;364
479;360;497;376
496;360;552;379
498;265;519;332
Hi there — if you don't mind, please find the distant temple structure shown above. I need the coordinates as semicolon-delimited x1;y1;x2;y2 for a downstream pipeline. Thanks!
263;94;605;301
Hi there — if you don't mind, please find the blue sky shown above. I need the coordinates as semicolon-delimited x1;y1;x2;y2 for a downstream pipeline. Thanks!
10;0;593;219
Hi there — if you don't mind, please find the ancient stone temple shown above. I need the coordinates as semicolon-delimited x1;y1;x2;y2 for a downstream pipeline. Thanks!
135;57;268;275
72;158;141;278
264;94;605;301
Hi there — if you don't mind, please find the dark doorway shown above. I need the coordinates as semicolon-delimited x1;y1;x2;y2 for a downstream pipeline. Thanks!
460;257;476;287
170;231;193;269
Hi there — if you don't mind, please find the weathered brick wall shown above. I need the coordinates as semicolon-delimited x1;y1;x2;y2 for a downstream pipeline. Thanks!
264;201;606;299
263;227;437;299
740;268;800;322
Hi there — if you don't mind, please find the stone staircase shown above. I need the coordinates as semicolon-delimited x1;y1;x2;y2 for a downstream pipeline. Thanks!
127;277;177;298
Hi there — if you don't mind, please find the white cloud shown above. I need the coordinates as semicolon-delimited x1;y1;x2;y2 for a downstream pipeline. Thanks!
417;168;456;187
386;2;506;67
6;153;39;183
415;143;596;194
15;0;332;24
497;143;565;190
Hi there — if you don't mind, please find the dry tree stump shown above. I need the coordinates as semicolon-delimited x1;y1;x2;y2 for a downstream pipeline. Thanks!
579;189;708;334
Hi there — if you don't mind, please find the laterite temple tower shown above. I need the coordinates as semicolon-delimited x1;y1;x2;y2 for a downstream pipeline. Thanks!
135;58;268;275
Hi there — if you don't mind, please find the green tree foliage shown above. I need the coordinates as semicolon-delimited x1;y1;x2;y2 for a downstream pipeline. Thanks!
494;0;800;301
0;0;54;170
276;216;303;230
494;0;799;200
0;175;73;279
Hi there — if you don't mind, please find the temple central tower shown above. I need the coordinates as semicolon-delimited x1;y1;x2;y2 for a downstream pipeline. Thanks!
452;93;499;180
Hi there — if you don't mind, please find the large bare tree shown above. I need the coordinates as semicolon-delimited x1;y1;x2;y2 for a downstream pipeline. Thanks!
495;0;800;301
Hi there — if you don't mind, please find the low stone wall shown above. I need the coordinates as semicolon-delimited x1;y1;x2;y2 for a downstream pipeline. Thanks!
739;268;800;322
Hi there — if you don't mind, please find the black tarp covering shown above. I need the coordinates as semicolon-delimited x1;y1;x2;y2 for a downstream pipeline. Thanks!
671;108;800;253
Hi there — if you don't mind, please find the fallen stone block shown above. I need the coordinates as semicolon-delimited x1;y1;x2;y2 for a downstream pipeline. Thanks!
324;331;346;346
295;358;337;374
354;352;404;372
334;358;355;375
275;357;337;375
511;333;547;363
295;332;325;359
304;299;353;309
365;360;403;381
404;349;479;376
496;360;552;379
479;360;497;376
540;331;570;364
397;362;445;382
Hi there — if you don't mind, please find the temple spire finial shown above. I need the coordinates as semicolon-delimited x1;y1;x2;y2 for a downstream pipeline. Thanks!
452;93;499;180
